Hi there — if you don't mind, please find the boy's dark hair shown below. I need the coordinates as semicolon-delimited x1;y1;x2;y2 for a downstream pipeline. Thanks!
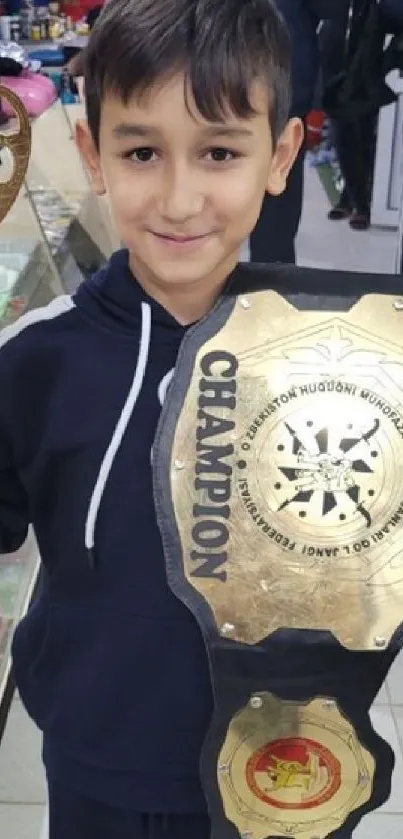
84;0;291;149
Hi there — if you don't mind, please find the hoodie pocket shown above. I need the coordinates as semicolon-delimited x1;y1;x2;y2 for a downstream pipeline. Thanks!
13;599;212;774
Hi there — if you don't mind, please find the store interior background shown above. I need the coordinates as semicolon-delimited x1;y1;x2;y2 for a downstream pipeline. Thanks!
1;112;402;839
0;9;402;837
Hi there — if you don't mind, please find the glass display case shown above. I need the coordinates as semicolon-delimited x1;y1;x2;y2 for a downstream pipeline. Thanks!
0;95;115;735
0;533;39;735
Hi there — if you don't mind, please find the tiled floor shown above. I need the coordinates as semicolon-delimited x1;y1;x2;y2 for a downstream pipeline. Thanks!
0;696;46;837
0;164;401;838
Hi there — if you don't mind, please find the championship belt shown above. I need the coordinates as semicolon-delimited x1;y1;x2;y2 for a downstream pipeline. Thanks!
153;264;403;839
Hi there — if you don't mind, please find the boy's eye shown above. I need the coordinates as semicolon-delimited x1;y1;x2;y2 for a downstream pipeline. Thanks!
130;147;156;163
125;146;239;164
206;147;238;163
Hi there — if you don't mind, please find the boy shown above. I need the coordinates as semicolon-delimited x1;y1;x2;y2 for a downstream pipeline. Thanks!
3;0;302;836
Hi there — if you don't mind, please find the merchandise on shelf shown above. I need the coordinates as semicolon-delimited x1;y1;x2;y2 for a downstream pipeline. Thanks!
0;1;89;45
0;68;57;116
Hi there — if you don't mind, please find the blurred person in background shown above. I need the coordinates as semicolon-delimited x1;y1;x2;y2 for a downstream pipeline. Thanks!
250;0;349;263
322;0;403;231
67;4;104;100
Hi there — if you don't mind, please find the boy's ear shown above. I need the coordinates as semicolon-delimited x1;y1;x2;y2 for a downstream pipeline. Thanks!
75;119;106;196
266;118;304;197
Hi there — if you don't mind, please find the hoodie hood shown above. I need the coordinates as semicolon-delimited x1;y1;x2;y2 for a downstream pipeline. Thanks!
76;249;186;336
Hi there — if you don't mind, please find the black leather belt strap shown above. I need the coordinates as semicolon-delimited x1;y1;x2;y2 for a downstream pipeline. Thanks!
153;264;403;839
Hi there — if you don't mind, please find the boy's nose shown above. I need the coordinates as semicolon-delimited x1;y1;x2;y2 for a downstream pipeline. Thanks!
158;163;205;222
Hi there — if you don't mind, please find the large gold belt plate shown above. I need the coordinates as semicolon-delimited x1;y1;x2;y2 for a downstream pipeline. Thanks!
170;290;403;650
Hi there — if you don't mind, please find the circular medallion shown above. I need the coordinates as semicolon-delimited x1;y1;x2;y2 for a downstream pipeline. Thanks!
236;387;403;556
246;736;341;810
218;695;375;839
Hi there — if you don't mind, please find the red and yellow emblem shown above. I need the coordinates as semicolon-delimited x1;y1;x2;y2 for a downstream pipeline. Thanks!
246;735;341;810
218;695;375;839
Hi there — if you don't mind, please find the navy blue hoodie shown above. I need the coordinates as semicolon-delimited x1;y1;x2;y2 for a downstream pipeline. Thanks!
5;250;213;812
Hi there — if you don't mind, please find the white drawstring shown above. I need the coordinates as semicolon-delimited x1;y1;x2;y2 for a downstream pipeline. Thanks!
157;368;174;405
85;301;152;567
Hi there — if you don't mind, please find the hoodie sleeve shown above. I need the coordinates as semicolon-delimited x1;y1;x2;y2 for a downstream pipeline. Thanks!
0;414;29;554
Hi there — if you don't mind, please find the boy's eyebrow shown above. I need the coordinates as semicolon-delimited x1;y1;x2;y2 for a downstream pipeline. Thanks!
112;123;254;139
112;123;155;139
201;126;255;139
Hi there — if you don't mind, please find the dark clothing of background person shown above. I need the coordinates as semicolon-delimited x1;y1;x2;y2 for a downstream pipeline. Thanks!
250;0;350;264
322;0;403;229
66;5;103;80
321;2;378;228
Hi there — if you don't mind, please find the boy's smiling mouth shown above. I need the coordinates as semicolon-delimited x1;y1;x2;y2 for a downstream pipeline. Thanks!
150;231;215;248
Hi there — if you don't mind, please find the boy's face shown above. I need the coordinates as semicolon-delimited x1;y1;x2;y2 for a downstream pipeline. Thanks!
77;74;302;293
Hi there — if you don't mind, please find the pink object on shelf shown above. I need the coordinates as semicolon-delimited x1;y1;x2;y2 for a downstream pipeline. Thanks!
0;71;57;118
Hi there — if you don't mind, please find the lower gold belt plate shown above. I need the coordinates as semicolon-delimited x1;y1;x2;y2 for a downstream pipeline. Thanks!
218;695;375;839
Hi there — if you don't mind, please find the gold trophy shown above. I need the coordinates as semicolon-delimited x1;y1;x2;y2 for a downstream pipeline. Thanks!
0;85;31;224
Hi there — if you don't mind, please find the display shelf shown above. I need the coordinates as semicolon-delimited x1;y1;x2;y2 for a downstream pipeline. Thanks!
0;176;63;325
26;100;116;278
0;105;50;729
0;95;114;732
0;238;51;323
0;533;40;703
0;533;40;739
0;97;116;326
